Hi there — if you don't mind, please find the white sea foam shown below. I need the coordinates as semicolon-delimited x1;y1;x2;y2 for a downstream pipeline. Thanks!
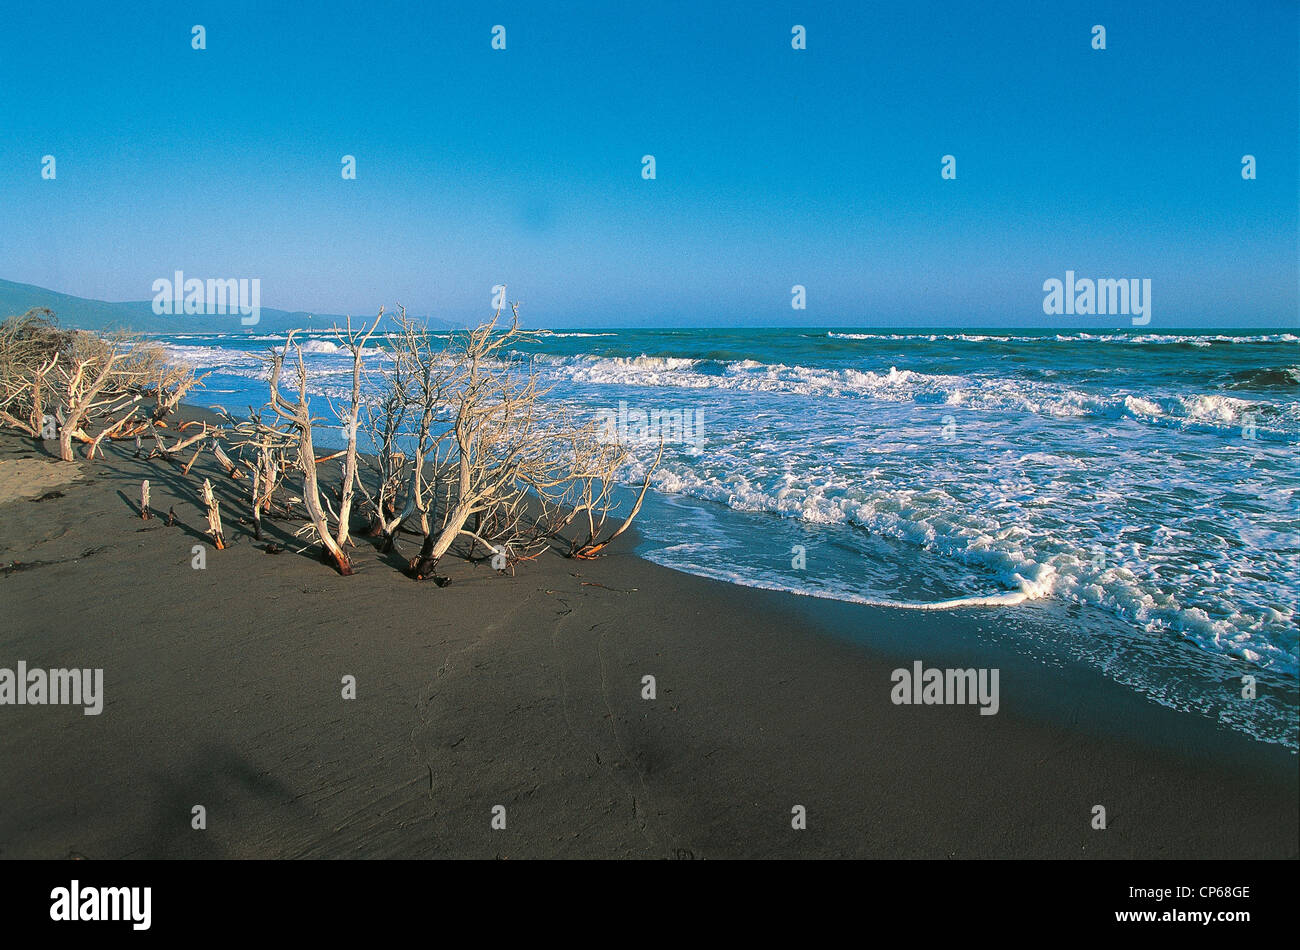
827;330;1300;345
296;339;387;356
532;353;1297;435
626;433;1298;677
536;331;616;338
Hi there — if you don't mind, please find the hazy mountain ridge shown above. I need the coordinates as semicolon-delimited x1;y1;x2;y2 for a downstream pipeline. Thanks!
0;278;458;334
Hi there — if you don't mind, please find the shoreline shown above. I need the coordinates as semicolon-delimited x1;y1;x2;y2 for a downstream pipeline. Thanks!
0;407;1296;858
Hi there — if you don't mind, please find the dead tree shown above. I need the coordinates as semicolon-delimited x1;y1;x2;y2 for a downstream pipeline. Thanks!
0;309;64;437
265;333;354;575
379;307;460;571
369;299;661;577
55;337;137;460
555;439;663;558
147;364;209;426
219;406;294;543
321;311;383;552
358;310;414;540
51;331;190;460
0;312;195;453
407;302;571;578
401;306;521;577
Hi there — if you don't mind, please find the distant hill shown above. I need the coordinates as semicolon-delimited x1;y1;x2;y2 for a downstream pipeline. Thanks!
0;278;456;334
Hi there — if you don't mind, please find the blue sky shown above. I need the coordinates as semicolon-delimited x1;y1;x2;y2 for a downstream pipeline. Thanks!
0;0;1296;327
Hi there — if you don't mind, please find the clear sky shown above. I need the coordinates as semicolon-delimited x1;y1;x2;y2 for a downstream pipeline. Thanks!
1;0;1296;327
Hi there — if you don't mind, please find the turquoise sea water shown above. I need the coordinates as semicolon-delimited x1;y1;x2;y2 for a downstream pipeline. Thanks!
158;327;1300;748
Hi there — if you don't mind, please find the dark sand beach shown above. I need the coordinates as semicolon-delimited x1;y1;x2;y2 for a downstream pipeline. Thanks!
1;409;1295;860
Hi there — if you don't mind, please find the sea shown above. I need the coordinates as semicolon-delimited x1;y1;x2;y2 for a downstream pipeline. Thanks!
157;326;1300;749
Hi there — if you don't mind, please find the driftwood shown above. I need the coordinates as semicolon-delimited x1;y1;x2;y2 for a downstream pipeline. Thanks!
84;396;148;458
218;406;293;548
251;469;264;540
148;368;208;426
148;424;211;465
201;478;226;550
211;441;242;479
557;440;664;559
147;428;174;461
140;480;151;520
358;329;411;542
2;312;201;457
182;443;204;476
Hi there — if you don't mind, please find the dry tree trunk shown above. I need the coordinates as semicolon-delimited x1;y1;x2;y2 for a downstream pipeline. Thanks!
333;314;382;550
212;441;242;479
27;359;59;439
266;333;354;576
250;468;263;541
382;461;422;555
201;478;226;550
57;357;114;462
27;358;56;437
182;442;204;476
140;480;151;520
359;334;412;543
147;424;211;467
360;454;404;538
381;298;603;578
408;307;514;576
260;448;280;517
296;407;350;573
374;306;453;569
147;427;175;462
